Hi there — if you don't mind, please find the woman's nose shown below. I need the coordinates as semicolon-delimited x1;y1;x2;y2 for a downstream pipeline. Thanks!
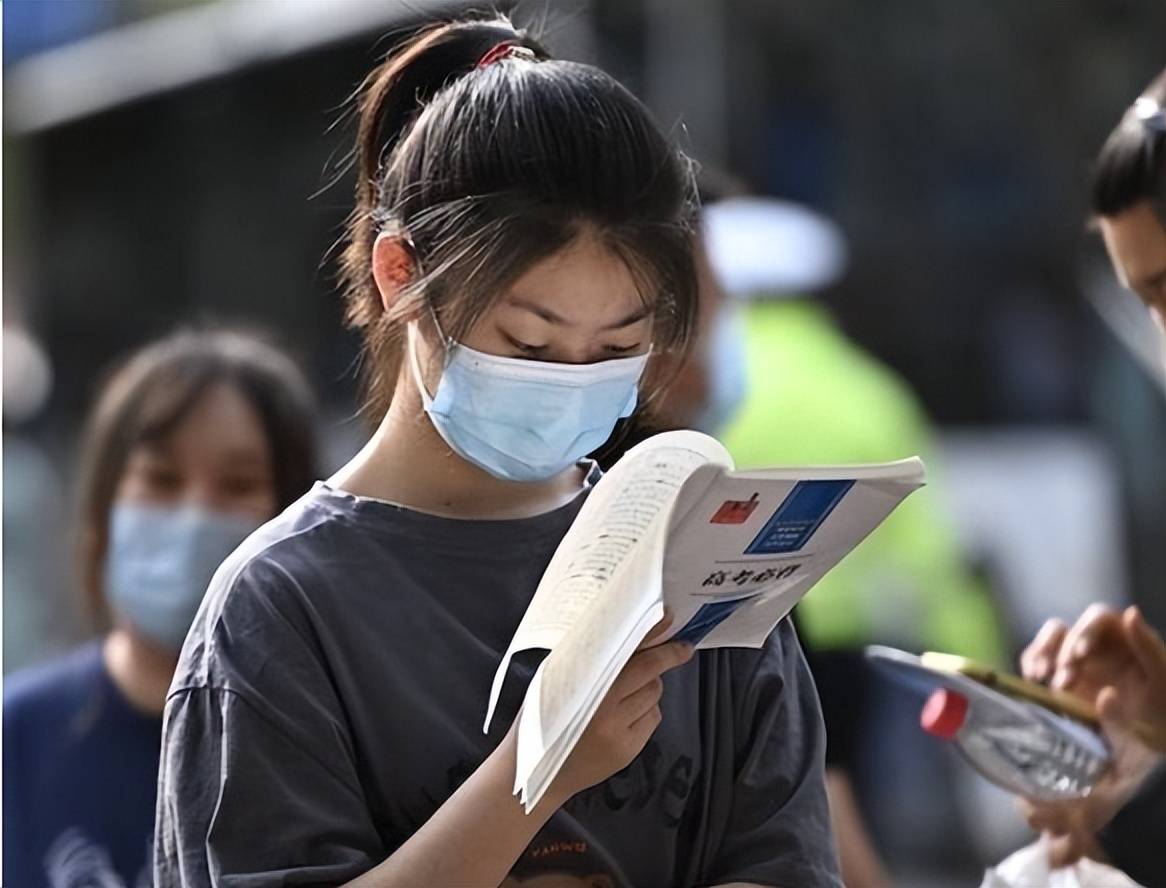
177;482;221;513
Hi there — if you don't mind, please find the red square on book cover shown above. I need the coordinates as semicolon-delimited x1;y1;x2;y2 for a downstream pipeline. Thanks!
710;493;760;524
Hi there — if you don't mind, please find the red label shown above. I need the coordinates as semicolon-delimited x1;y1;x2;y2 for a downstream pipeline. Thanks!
710;493;760;524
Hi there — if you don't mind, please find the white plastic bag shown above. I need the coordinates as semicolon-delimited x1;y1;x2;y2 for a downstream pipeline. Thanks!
980;837;1144;888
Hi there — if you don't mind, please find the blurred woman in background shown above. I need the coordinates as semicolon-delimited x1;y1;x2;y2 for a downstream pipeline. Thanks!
3;329;317;888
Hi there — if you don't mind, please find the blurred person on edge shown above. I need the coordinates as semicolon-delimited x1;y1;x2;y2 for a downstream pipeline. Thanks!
1016;68;1166;886
3;330;318;888
152;16;842;888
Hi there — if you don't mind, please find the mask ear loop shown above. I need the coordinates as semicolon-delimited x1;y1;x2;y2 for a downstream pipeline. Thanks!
396;230;454;406
395;230;453;352
405;322;439;409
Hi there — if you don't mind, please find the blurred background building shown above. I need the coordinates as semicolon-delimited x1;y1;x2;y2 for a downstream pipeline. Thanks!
3;0;1164;883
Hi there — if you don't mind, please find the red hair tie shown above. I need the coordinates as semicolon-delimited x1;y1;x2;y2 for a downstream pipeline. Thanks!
477;40;535;69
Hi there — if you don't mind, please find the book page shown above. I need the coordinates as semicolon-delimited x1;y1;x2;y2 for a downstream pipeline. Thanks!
733;457;926;483
533;527;666;745
483;431;731;732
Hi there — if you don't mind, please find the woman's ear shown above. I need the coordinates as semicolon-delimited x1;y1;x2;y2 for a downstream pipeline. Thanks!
372;232;417;314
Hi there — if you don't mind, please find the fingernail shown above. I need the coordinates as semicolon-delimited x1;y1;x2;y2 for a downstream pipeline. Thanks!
1074;638;1090;658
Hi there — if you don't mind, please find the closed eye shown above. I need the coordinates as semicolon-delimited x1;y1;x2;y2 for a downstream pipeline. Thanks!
603;343;642;355
505;335;546;356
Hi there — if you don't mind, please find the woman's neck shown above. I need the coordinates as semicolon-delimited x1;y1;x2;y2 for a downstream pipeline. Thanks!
330;377;586;520
103;627;178;717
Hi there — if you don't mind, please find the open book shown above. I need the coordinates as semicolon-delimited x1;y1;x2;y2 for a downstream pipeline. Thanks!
484;430;925;811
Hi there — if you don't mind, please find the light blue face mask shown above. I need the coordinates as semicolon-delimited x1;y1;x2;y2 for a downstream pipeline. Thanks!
693;302;748;435
104;502;261;651
409;323;648;482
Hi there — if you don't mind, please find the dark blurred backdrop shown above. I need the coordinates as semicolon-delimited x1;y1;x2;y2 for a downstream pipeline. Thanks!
4;2;1165;882
6;0;1164;653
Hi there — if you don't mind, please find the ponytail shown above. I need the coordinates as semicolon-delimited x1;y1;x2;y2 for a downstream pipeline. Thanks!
340;18;548;418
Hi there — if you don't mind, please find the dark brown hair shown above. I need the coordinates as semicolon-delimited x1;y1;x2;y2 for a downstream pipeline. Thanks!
75;329;318;621
339;14;700;420
1092;68;1166;226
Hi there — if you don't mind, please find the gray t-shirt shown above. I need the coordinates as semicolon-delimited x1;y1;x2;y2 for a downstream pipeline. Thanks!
154;476;841;888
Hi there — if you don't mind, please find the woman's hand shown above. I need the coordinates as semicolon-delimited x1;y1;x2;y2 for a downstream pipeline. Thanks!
550;614;694;802
346;615;692;888
1017;605;1166;866
1022;605;1166;743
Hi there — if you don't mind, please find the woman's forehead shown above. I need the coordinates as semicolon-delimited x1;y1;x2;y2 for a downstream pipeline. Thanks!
496;234;651;328
135;383;272;465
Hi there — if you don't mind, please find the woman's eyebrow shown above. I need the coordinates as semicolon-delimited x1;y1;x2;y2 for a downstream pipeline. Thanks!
507;298;566;325
215;447;272;467
600;305;653;331
136;440;175;460
506;297;652;329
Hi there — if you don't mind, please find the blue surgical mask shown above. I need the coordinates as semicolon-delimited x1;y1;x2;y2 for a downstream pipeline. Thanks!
694;302;748;435
104;502;261;651
409;323;648;482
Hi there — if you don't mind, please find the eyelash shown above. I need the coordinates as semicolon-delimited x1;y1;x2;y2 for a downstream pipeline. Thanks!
508;337;546;355
508;338;641;357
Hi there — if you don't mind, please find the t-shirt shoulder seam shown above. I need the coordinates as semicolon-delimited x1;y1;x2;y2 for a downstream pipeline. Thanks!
165;684;366;801
262;555;312;603
206;552;325;672
227;501;348;579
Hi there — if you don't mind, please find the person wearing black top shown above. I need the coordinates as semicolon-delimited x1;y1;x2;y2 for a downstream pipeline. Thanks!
1018;67;1166;887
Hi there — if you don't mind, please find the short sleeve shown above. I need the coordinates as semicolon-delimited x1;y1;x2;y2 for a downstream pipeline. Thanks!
154;555;383;887
705;621;843;888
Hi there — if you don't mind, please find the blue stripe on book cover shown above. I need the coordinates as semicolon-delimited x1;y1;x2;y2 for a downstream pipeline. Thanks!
673;597;755;646
744;480;855;555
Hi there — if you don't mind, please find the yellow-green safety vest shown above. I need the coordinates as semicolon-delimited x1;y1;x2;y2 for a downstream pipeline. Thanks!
720;299;1005;665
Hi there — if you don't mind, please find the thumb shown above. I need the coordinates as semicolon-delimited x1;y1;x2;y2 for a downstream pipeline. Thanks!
1097;685;1125;724
1096;685;1138;747
638;610;674;650
1123;607;1166;684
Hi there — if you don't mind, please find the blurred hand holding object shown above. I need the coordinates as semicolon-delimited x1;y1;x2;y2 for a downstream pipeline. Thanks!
1016;605;1166;868
980;835;1144;888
